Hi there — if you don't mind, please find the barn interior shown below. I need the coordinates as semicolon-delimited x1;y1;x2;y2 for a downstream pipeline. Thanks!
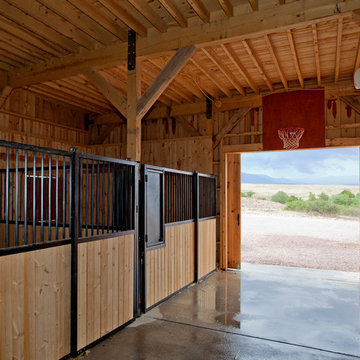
0;0;360;359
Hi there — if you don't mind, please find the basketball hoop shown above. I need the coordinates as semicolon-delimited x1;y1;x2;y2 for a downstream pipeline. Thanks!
278;127;304;149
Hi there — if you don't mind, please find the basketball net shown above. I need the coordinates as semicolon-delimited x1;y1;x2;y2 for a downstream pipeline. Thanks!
278;127;304;149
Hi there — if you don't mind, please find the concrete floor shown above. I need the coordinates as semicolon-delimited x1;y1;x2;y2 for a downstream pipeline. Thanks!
84;263;360;360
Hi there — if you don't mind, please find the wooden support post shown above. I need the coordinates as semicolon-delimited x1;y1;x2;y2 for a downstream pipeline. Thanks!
0;85;12;108
127;30;142;161
219;140;227;270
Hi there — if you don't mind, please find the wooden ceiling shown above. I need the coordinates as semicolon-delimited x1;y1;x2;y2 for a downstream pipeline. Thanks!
1;0;360;114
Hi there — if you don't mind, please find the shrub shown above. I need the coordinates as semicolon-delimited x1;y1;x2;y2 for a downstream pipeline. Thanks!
241;191;255;198
305;199;338;215
340;190;355;198
331;191;358;206
285;199;306;211
271;191;289;204
286;195;300;203
308;192;316;201
319;192;329;201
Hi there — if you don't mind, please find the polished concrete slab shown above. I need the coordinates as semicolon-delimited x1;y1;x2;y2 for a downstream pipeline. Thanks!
84;264;360;360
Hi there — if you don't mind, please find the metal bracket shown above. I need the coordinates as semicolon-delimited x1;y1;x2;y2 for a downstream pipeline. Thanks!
128;30;136;71
206;96;213;119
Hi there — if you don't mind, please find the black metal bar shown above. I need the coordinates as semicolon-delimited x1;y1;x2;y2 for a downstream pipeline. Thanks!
40;152;44;242
112;163;115;233
48;155;52;242
70;150;79;357
107;162;110;233
24;151;27;245
102;161;105;234
15;149;18;246
5;148;9;248
96;160;100;234
193;171;199;282
79;158;83;237
55;155;59;240
140;164;146;313
128;29;136;71
19;171;22;221
76;151;137;166
33;152;36;244
63;156;66;239
91;160;94;236
85;159;89;237
69;153;73;239
11;172;14;222
133;163;139;317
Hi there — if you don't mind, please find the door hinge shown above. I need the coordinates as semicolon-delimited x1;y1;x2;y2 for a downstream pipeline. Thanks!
145;234;148;242
145;174;148;182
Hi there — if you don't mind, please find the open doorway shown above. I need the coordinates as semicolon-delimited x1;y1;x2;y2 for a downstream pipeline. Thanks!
238;147;359;272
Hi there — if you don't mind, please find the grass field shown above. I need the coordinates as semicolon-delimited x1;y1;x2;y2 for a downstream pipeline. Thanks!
241;184;359;200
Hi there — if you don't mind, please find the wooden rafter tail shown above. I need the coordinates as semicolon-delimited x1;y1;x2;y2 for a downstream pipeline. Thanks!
158;0;187;27
264;34;288;90
312;24;321;86
334;18;343;84
248;0;258;11
217;0;233;17
287;29;304;88
186;0;210;23
340;96;360;115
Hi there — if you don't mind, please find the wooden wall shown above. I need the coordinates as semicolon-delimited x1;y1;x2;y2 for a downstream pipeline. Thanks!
146;222;195;309
198;219;216;279
77;234;134;350
0;245;71;360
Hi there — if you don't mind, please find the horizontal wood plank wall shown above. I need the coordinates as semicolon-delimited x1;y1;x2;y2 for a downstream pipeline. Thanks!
146;222;195;309
77;234;134;350
198;219;216;279
0;245;71;360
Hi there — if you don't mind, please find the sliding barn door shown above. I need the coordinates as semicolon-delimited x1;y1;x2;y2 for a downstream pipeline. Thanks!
227;153;241;269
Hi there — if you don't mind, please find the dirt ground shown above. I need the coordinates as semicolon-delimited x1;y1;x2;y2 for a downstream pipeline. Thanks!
241;198;360;272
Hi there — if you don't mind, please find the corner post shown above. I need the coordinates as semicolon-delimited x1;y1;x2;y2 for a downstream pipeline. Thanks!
193;171;199;282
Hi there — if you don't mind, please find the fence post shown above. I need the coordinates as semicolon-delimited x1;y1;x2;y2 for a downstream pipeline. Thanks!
133;163;140;317
193;171;199;282
70;149;80;357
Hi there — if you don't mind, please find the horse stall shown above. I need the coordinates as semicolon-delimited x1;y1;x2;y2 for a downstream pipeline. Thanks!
0;140;139;360
140;165;216;311
0;140;216;359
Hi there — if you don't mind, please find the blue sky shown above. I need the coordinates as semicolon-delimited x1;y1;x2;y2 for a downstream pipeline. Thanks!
241;147;359;185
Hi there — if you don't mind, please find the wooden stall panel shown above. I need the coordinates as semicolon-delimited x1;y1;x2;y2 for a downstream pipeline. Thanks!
198;219;216;279
77;234;134;350
146;222;195;309
0;245;71;360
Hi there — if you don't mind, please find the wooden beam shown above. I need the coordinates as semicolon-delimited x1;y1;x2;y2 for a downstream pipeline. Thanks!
221;44;258;94
340;96;360;115
335;18;343;84
92;123;119;144
279;0;286;4
248;0;258;11
213;108;251;148
264;34;288;90
174;116;202;136
287;29;304;88
217;0;233;17
136;46;196;119
98;0;147;37
242;40;273;92
186;0;210;23
127;62;142;161
202;48;245;96
0;86;13;108
92;113;125;126
127;0;167;33
190;57;231;97
82;67;127;117
9;3;359;86
312;24;321;86
158;0;187;27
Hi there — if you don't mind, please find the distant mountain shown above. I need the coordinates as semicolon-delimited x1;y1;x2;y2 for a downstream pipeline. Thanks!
241;172;359;185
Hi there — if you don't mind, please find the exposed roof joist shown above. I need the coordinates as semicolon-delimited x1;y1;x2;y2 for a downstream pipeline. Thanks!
7;2;360;88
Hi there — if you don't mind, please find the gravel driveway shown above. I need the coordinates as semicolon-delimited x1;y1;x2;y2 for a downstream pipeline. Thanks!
242;209;359;272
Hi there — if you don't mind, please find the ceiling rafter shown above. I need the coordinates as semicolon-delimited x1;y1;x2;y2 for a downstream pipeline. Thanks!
355;35;360;74
217;0;233;17
335;18;343;84
190;57;231;98
242;39;273;92
202;48;245;96
127;0;167;33
0;0;79;52
98;0;147;37
248;0;258;11
186;0;210;23
287;29;304;88
279;0;285;4
312;24;321;86
158;0;187;27
221;44;258;94
36;0;114;46
67;0;128;41
264;34;288;90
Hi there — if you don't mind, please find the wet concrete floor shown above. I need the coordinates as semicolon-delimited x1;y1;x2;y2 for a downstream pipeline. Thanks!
84;263;360;359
